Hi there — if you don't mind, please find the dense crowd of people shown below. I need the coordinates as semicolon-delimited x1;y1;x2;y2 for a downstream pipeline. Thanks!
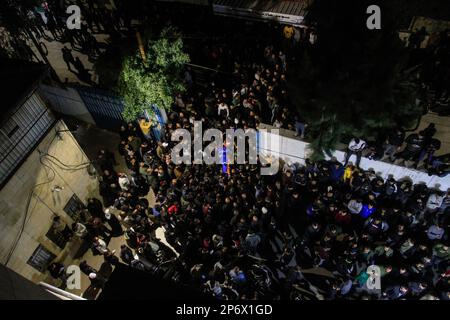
57;42;450;300
17;0;447;301
5;1;448;177
73;119;450;300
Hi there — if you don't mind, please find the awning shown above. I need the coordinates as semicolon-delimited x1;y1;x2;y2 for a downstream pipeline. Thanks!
213;0;313;27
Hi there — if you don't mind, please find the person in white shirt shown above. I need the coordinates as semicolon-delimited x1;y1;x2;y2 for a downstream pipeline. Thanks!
118;173;130;191
72;222;88;238
344;137;367;168
426;193;444;211
217;102;229;118
423;192;445;224
273;119;283;128
93;237;109;254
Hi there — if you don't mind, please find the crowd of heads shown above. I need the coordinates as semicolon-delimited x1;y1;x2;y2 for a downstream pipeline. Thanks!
71;43;450;300
23;1;449;300
87;118;450;300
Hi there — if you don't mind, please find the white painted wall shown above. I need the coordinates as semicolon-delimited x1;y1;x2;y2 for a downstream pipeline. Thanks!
258;129;450;191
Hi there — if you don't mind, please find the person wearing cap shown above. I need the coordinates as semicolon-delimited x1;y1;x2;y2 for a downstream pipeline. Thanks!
89;272;107;289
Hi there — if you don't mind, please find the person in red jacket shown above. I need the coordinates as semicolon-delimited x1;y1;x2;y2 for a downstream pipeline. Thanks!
335;209;352;226
168;203;179;215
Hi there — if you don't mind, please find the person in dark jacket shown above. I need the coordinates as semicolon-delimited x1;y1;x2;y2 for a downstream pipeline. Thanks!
48;262;65;280
120;244;134;265
383;127;405;162
395;131;425;165
104;251;120;266
330;161;345;183
416;138;441;169
89;272;107;289
80;260;96;276
383;285;409;300
87;198;104;219
407;282;428;299
104;208;123;237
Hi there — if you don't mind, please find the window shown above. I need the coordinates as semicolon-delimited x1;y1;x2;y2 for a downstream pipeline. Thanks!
63;194;86;221
27;244;56;273
0;94;55;186
0;131;12;156
46;226;69;249
3;118;20;138
2;117;19;136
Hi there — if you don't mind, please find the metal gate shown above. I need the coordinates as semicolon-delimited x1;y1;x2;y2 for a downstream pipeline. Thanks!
75;86;125;132
75;86;167;141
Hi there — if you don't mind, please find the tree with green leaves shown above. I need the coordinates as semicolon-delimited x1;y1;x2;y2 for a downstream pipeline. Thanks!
292;0;424;160
117;27;190;122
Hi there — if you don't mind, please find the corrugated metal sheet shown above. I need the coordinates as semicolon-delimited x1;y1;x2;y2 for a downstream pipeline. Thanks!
214;0;311;15
0;92;55;187
213;0;312;26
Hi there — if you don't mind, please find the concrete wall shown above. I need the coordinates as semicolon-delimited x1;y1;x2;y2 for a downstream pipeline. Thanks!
0;120;99;283
258;128;450;191
39;85;96;125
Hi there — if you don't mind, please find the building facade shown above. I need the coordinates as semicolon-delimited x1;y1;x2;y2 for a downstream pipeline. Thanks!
0;62;99;285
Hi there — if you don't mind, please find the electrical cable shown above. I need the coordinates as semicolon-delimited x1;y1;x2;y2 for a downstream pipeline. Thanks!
4;154;56;265
41;155;92;171
38;128;94;171
43;157;81;201
4;132;64;264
